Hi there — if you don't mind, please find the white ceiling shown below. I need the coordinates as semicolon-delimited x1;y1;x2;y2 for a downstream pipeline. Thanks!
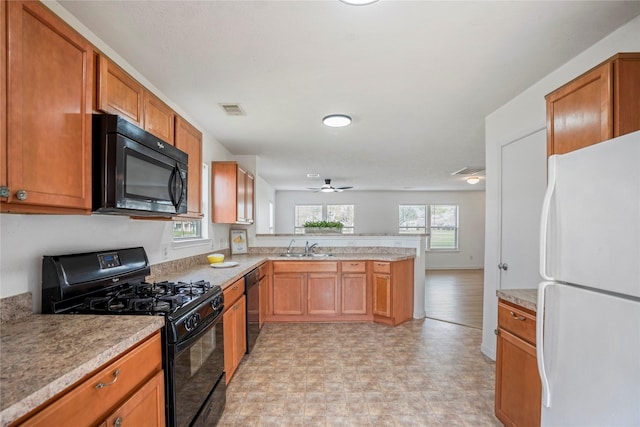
59;0;640;191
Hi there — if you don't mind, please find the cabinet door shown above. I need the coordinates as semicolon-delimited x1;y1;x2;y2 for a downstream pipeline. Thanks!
4;1;93;213
143;91;175;145
341;273;367;315
104;370;165;427
245;173;254;224
175;117;202;218
272;274;305;315
495;328;541;427
372;273;391;317
307;273;339;315
614;55;640;137
546;62;612;156
211;161;238;223
236;167;246;222
97;55;144;126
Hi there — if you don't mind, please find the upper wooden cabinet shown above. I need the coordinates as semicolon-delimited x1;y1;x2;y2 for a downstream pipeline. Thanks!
174;116;203;218
97;55;175;144
96;55;144;127
1;0;94;214
546;53;640;156
211;161;255;224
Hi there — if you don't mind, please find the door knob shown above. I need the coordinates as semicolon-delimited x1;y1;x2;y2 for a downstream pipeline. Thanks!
498;262;509;271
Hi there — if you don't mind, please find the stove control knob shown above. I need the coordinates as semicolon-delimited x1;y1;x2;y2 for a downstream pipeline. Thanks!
185;313;201;331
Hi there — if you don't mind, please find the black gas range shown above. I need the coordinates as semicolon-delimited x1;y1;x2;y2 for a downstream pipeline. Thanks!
42;247;225;427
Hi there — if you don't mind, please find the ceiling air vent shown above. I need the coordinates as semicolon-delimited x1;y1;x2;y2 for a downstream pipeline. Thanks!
451;166;485;176
219;103;245;116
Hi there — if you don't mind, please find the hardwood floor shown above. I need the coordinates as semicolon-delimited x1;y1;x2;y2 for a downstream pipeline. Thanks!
425;269;484;329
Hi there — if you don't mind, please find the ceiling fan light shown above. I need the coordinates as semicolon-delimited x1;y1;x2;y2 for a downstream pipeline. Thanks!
467;176;480;185
320;187;334;193
322;114;351;128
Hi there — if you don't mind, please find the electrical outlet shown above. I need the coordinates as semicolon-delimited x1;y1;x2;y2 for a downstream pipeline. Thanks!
162;245;168;260
218;238;224;248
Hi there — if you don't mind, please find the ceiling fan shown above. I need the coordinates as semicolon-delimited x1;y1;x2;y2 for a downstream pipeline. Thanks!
308;179;353;193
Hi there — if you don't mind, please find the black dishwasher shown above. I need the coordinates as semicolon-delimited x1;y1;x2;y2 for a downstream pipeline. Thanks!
244;267;260;353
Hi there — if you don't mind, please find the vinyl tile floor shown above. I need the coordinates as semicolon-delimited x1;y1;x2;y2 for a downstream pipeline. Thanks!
219;320;501;426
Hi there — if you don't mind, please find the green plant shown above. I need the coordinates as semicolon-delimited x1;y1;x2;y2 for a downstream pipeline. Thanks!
303;220;344;229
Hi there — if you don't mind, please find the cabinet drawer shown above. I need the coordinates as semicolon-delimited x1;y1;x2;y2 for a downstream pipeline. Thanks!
341;261;366;273
372;261;390;274
223;278;245;308
20;332;162;427
498;301;536;345
258;262;268;279
272;261;338;274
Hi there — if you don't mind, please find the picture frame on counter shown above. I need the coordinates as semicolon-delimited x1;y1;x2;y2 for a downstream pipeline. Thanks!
230;229;248;254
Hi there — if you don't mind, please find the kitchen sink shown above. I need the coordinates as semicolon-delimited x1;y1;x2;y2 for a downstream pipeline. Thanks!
277;253;334;258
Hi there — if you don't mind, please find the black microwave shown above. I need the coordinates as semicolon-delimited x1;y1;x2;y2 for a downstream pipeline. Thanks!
92;114;188;217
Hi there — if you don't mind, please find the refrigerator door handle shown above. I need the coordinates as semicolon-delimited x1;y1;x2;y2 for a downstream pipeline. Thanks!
537;281;552;408
539;155;557;281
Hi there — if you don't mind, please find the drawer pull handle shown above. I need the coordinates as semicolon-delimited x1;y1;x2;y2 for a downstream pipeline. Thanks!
509;311;526;321
96;369;120;389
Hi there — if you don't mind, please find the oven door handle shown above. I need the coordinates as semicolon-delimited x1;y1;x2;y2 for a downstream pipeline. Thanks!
168;164;185;212
173;313;222;355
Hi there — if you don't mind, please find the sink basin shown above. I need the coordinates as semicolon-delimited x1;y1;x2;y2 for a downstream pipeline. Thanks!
277;253;334;258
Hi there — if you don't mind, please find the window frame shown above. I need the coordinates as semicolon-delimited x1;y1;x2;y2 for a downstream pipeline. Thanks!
428;204;459;251
398;204;427;234
294;203;355;234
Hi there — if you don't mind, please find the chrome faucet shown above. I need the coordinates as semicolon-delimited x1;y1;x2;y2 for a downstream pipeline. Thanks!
305;242;319;254
286;239;296;254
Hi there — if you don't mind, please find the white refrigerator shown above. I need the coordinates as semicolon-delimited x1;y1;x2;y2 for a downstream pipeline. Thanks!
537;130;640;427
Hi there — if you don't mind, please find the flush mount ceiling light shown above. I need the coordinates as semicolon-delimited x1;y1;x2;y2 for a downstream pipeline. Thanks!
339;0;379;5
322;114;352;128
466;176;480;185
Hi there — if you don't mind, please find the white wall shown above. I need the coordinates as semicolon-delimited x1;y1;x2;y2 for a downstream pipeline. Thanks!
481;15;640;359
0;2;235;307
275;190;485;269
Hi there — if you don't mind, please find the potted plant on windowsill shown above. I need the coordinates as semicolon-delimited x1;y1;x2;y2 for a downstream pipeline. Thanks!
303;221;344;234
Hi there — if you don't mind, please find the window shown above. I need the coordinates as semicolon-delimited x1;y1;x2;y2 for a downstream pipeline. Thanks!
327;204;355;234
399;205;427;234
173;163;208;241
294;204;355;234
429;204;458;250
294;205;322;234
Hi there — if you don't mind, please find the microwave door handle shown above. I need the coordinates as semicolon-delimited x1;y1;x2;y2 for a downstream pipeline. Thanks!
168;164;184;211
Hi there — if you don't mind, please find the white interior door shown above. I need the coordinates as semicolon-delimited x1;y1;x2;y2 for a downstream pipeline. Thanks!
499;129;547;289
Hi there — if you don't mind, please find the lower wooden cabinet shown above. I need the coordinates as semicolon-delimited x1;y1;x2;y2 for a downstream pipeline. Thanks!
103;370;165;427
267;259;413;324
223;278;246;384
371;259;414;326
495;299;541;427
14;332;164;427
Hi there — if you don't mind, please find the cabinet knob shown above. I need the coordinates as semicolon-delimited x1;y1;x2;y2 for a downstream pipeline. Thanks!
0;186;9;198
114;417;123;427
498;262;509;271
15;190;28;201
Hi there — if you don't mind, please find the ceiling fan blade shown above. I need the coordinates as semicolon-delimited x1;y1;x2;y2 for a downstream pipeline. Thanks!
336;186;353;190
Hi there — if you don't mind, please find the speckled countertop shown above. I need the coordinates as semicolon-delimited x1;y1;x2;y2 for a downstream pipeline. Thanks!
153;253;415;289
0;315;164;426
497;288;538;312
